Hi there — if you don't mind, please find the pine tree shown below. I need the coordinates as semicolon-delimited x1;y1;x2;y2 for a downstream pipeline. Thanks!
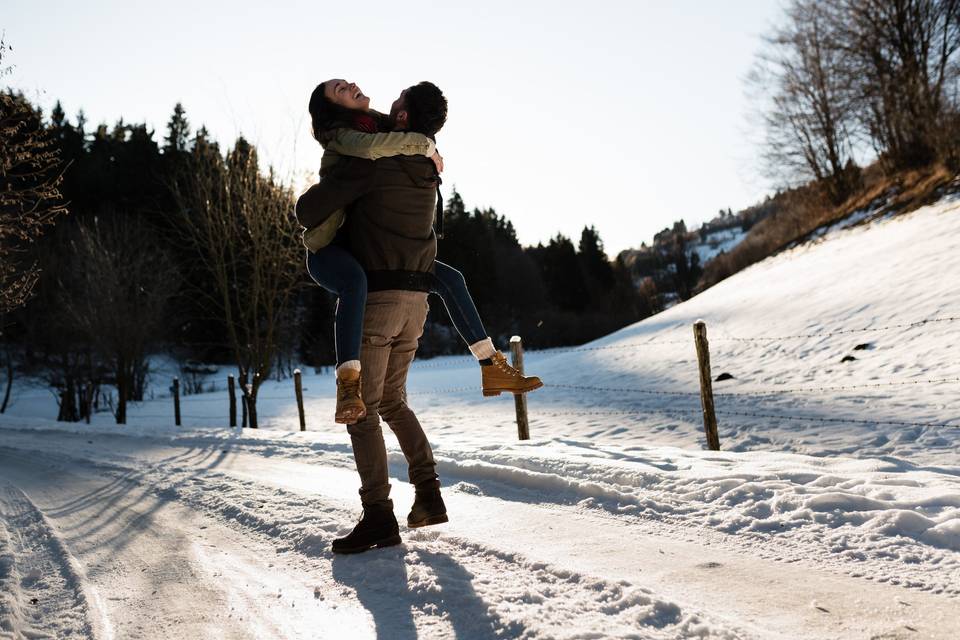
76;109;86;137
540;234;587;312
191;125;220;158
164;103;190;154
50;101;66;129
578;225;614;291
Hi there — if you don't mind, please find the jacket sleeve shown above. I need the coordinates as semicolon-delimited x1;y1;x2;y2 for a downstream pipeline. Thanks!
318;148;343;177
295;157;376;229
325;128;436;160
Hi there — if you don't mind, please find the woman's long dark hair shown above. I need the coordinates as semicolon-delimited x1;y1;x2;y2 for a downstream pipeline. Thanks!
308;82;367;143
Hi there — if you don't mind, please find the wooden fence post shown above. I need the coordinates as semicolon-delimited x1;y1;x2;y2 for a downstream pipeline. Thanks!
228;374;237;427
294;369;306;431
173;377;181;427
693;321;720;451
510;336;530;441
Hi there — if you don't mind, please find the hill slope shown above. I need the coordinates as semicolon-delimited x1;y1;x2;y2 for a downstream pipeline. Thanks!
511;189;960;463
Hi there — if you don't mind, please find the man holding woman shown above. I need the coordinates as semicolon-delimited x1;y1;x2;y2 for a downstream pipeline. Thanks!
297;80;540;553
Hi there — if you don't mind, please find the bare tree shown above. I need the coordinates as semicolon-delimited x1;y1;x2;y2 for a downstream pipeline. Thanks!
833;0;960;168
16;222;98;422
1;40;69;415
0;333;16;413
749;0;860;202
62;214;177;424
170;138;301;428
0;39;68;313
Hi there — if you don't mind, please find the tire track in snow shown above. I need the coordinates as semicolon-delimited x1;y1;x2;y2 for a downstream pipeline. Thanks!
146;465;750;639
0;483;107;640
2;444;747;638
0;448;373;640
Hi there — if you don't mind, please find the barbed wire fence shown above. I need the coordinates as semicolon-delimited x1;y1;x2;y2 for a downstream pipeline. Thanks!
126;315;960;448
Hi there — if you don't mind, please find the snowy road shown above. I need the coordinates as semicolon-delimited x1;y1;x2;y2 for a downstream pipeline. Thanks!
1;430;957;639
0;445;368;640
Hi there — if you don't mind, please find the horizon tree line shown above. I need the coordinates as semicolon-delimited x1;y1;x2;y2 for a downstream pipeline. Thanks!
0;83;656;424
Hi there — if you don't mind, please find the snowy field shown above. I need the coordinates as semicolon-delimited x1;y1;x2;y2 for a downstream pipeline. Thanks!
1;193;959;638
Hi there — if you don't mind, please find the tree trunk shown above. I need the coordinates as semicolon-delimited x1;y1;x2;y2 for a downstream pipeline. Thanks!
82;382;95;424
116;356;127;425
239;369;248;428
132;356;147;401
248;372;261;429
77;383;86;422
58;378;78;422
247;393;258;429
1;359;12;413
57;388;67;422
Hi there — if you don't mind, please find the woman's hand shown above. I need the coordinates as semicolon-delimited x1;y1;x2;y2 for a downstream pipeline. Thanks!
430;150;444;173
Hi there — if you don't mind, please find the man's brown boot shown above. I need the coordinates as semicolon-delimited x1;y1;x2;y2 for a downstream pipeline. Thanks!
335;368;366;424
331;502;401;554
407;487;448;528
481;351;543;397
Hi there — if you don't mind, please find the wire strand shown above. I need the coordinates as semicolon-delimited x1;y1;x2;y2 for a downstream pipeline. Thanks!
712;316;960;343
715;408;957;429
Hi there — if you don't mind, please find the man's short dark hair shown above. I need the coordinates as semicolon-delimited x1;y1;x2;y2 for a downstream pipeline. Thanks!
405;82;447;137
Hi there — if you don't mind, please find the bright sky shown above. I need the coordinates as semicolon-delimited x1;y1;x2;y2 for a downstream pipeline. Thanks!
4;0;784;256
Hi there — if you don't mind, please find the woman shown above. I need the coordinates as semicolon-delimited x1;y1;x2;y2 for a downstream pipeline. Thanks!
304;79;542;424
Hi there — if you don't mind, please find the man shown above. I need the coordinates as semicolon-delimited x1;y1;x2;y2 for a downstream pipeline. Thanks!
296;82;450;554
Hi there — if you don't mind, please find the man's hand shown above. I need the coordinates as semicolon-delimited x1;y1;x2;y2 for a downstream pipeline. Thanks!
430;150;444;173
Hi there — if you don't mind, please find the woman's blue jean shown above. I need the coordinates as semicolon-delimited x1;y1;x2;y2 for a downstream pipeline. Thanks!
306;248;488;366
431;261;488;346
306;246;367;365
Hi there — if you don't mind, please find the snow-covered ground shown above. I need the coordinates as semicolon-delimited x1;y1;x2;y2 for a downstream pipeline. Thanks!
689;226;747;264
1;194;959;638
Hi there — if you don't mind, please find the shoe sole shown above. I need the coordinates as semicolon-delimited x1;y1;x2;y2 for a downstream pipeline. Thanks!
482;380;544;397
331;533;402;554
407;514;449;529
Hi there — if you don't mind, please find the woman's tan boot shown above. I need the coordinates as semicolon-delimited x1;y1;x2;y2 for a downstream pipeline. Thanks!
481;352;543;397
335;368;367;424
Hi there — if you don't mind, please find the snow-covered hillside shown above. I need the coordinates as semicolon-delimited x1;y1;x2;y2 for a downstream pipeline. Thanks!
688;226;747;263
1;193;959;639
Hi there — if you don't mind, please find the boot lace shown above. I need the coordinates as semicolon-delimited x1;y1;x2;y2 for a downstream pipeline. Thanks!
337;377;362;401
493;352;523;378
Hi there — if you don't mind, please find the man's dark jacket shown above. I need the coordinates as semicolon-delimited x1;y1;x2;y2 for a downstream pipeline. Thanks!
295;154;439;291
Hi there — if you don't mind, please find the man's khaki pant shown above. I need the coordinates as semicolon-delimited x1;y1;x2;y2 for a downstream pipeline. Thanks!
347;290;439;508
